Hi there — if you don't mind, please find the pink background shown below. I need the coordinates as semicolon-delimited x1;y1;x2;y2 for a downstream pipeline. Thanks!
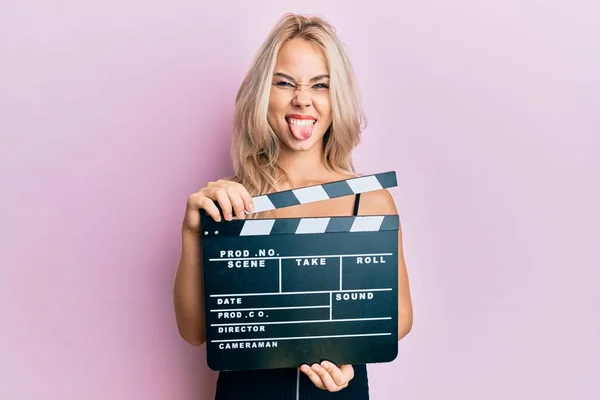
1;1;599;399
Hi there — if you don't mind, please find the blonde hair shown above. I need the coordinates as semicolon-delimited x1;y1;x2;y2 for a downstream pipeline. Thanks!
231;13;365;198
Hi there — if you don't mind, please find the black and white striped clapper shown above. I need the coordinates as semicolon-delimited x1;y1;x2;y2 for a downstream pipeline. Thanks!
200;171;400;371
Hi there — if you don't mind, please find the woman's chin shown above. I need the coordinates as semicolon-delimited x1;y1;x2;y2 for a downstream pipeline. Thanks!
282;134;322;152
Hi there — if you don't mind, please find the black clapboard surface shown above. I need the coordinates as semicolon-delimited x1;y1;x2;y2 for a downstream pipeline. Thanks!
200;172;399;371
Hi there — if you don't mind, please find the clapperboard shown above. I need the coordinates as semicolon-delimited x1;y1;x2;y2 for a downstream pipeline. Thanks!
200;171;399;371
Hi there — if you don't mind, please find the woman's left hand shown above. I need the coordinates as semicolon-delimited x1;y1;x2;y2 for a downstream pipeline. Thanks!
300;362;354;392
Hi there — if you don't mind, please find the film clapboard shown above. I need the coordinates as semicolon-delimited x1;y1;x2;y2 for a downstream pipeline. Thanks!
200;171;400;371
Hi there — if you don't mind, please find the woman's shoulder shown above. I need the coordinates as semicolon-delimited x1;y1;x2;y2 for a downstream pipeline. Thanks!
359;187;397;215
349;171;397;215
326;170;398;215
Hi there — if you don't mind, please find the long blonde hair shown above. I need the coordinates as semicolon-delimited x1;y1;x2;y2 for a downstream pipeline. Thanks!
231;13;366;197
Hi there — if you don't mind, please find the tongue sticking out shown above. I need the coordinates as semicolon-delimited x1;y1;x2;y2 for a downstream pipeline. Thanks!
289;120;315;141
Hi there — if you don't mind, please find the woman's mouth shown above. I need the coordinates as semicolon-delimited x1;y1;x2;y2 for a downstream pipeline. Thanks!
286;116;317;141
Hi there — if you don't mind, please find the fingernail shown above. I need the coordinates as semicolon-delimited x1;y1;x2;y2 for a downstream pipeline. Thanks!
321;361;330;369
248;203;254;211
225;213;232;220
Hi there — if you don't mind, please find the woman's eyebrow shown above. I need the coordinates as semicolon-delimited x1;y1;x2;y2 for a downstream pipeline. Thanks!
273;72;330;82
310;74;330;82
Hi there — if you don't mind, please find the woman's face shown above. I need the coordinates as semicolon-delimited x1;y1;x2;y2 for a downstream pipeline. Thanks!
267;38;332;153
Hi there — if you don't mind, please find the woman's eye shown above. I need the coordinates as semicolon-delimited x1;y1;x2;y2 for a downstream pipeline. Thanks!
313;83;329;89
275;81;294;87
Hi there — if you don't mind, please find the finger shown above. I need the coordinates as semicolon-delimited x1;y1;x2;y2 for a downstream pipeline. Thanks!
300;365;325;390
235;184;254;213
188;194;221;222
200;197;222;222
212;188;233;220
226;186;246;219
321;361;350;387
311;363;339;392
339;364;355;381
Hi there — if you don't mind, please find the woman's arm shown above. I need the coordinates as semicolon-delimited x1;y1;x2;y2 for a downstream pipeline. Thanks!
359;189;414;340
173;180;254;346
173;229;206;346
300;187;414;392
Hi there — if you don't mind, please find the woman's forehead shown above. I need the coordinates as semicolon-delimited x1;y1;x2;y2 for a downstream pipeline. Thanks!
274;38;329;78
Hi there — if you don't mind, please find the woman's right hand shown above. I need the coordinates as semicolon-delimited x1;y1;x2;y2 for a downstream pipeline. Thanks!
183;179;254;233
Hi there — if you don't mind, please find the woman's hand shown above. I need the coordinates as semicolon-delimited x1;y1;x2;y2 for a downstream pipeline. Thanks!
300;362;354;392
183;179;254;233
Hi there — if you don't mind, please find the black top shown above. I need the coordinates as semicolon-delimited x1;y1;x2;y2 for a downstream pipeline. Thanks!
213;194;370;399
352;193;361;216
214;364;370;399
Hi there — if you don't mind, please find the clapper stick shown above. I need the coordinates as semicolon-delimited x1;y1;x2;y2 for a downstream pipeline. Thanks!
246;170;397;214
200;171;400;371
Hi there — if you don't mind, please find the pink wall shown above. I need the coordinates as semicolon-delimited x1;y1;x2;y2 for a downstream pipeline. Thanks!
2;1;599;399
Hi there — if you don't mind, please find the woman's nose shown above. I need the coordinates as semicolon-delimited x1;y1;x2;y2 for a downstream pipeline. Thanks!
292;88;312;107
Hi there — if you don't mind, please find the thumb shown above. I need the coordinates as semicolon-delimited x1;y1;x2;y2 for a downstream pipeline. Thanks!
339;364;354;379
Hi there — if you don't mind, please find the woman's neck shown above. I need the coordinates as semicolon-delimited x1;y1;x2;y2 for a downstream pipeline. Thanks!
278;143;334;189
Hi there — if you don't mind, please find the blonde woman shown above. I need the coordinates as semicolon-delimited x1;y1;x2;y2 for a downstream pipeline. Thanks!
174;13;413;399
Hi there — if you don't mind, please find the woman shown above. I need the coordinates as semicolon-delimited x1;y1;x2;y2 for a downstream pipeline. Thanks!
173;13;413;399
